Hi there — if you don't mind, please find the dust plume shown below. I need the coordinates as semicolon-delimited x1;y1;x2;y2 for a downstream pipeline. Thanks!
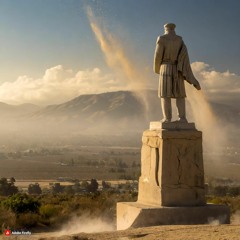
56;215;115;236
186;84;227;153
208;215;228;225
86;7;149;116
232;211;240;224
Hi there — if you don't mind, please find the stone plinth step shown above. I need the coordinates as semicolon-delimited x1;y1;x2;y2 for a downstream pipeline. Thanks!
117;202;230;230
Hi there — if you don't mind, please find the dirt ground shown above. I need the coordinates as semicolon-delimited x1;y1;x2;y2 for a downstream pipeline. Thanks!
3;224;240;240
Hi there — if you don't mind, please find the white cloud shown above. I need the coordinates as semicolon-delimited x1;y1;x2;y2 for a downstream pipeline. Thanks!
191;62;240;94
0;65;127;105
0;62;239;106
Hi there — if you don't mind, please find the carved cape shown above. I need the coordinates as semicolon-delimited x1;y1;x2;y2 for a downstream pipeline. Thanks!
177;43;199;87
154;34;199;98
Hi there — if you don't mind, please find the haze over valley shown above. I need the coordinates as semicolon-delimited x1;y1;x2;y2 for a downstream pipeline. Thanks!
0;90;239;143
0;90;239;182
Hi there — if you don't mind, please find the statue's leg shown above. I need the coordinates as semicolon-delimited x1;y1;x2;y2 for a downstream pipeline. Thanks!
176;97;187;122
161;97;172;122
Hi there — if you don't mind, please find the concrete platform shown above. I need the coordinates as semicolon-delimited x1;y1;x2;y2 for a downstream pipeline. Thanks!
117;202;230;230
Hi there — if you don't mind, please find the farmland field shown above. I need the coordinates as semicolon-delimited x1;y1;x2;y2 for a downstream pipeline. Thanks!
0;144;240;183
0;145;141;180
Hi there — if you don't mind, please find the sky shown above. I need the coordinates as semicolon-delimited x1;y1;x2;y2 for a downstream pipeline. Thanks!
0;0;239;105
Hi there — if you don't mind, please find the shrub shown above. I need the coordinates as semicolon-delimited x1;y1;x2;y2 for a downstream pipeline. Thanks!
16;213;39;228
0;206;15;233
39;204;61;219
3;193;40;214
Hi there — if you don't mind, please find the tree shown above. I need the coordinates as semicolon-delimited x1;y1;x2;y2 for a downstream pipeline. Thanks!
51;183;63;194
28;183;42;195
87;179;98;193
102;181;111;190
0;177;18;196
10;177;16;184
0;177;7;185
81;180;89;190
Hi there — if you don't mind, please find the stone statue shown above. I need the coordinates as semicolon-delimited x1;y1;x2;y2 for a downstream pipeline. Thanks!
117;27;230;228
154;23;201;123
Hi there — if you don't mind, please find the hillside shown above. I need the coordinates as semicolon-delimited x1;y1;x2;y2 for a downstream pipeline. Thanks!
31;91;145;120
29;90;240;126
0;90;239;125
29;91;148;132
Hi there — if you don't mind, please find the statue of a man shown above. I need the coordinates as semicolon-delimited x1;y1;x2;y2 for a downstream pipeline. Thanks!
154;23;201;123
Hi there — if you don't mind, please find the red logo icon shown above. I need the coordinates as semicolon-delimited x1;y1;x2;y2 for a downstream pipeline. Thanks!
5;229;11;236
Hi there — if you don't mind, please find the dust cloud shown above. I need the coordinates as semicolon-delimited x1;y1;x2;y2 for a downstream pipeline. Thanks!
232;211;240;224
208;215;228;225
185;84;227;154
86;7;149;118
208;212;240;225
56;215;115;236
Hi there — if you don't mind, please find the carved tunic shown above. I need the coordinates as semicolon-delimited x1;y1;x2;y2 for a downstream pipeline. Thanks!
154;32;186;98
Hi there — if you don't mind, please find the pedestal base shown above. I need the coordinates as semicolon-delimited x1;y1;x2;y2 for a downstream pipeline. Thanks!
117;202;230;230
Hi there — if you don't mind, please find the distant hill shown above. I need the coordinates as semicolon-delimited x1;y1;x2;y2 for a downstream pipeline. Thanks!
0;90;239;135
0;102;40;118
31;91;146;121
29;90;240;126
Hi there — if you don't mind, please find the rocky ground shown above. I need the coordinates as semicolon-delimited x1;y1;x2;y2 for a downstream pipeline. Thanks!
3;224;240;240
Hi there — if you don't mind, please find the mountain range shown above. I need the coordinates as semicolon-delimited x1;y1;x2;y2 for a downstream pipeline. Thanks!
0;90;239;135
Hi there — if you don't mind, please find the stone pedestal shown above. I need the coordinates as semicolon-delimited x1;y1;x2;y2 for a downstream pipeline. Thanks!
117;122;230;230
138;128;205;206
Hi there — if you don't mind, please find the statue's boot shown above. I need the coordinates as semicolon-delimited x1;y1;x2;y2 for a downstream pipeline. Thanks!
176;97;188;123
161;97;172;122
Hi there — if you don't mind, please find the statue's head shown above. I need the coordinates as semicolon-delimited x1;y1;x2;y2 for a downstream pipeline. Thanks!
164;23;176;33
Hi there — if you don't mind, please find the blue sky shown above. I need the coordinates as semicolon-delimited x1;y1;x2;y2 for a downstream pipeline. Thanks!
0;0;239;105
